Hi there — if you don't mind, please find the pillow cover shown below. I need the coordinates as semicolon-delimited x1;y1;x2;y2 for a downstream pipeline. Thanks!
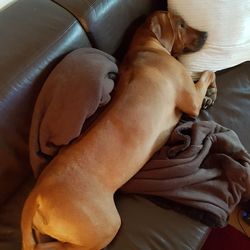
168;0;250;80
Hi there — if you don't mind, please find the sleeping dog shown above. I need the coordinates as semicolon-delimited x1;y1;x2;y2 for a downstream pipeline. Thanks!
21;11;216;250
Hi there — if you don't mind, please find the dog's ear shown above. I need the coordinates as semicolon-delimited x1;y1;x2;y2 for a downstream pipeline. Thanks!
148;11;175;52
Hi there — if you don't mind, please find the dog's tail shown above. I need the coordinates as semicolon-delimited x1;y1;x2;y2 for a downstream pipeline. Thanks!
21;192;37;250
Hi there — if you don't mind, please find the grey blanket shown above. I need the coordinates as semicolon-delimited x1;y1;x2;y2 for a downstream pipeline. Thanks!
120;118;250;227
29;48;118;177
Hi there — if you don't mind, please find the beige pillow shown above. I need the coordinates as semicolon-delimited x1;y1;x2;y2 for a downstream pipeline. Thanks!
168;0;250;80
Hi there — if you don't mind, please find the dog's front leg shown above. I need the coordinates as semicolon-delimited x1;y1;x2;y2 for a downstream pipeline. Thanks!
194;71;217;110
177;71;217;117
202;74;217;109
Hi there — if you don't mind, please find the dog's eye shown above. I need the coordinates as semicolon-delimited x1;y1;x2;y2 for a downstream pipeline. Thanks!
180;22;185;28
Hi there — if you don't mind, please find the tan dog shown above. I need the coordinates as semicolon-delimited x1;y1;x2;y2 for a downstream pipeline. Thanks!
21;11;217;250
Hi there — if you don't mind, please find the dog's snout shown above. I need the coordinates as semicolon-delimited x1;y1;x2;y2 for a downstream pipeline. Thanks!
200;31;208;42
194;31;208;51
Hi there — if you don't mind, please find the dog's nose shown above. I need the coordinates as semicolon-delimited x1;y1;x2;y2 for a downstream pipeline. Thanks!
200;31;208;42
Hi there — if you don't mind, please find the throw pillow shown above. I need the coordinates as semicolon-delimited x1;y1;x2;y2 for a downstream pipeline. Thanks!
168;0;250;80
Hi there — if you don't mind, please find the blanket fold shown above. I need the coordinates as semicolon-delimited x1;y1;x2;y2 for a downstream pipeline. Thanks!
29;48;118;177
120;119;250;227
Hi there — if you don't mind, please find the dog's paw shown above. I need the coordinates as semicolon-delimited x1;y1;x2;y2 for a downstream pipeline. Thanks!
202;87;217;109
200;71;216;85
202;96;213;109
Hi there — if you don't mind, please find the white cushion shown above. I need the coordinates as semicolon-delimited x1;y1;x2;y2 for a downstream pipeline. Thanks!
168;0;250;80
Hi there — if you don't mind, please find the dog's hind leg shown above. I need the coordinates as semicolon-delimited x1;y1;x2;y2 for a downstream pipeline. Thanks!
35;242;85;250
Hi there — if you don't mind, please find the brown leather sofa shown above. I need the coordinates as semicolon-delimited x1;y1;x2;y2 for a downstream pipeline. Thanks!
1;0;250;249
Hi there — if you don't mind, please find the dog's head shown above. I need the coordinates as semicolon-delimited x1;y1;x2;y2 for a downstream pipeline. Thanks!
147;11;207;57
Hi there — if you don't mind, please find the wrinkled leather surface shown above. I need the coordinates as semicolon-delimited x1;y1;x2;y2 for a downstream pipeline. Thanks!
106;194;209;250
200;61;250;152
0;0;90;205
0;179;35;250
53;0;166;55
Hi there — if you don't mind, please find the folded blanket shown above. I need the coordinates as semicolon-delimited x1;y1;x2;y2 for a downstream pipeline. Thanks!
120;118;250;227
29;48;118;177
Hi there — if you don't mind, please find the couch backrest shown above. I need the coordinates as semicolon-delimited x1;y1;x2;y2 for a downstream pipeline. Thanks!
0;0;166;205
53;0;166;55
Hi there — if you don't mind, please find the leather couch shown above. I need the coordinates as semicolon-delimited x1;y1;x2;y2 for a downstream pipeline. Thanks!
0;0;249;249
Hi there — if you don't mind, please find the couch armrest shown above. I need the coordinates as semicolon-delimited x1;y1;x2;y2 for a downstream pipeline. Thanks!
0;0;90;205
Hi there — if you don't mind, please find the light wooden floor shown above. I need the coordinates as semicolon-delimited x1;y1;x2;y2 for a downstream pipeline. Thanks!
229;206;250;238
